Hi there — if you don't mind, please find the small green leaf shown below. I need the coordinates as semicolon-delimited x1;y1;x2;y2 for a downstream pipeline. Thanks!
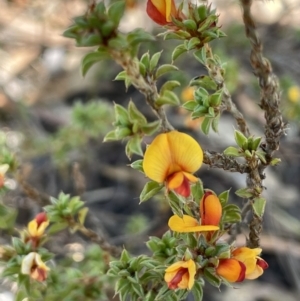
256;150;267;164
235;187;253;198
149;51;162;72
218;189;230;206
155;64;178;79
140;181;164;203
81;50;110;76
78;207;89;225
120;249;131;263
127;28;155;46
172;44;187;62
115;127;132;139
244;149;253;158
197;5;208;21
115;70;127;81
167;191;184;217
250;136;262;151
192;281;204;301
140;120;161;135
114;103;130;126
201;117;211;135
183;19;197;31
125;136;143;159
103;130;118;142
191;181;204;202
160;80;181;95
140;52;150;70
193;48;206;65
130;159;144;172
223;146;242;157
182;100;197;111
253;197;266;218
234;130;248;149
156;90;180;106
108;1;125;26
222;204;241;223
270;158;281;166
47;222;68;234
187;37;201;50
210;90;223;106
128;100;147;125
204;267;221;287
211;114;220;133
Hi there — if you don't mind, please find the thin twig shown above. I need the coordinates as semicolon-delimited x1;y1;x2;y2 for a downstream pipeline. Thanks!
204;44;250;137
240;0;285;248
16;168;121;256
110;50;174;132
203;150;250;173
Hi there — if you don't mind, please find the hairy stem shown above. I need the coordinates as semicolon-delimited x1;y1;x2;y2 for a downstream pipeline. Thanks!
240;0;285;248
110;50;174;132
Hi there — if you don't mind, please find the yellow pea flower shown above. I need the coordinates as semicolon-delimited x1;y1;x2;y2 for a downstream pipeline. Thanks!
168;214;219;233
21;252;50;282
216;247;268;282
164;259;196;290
143;131;203;197
146;0;177;25
28;212;49;238
232;247;268;279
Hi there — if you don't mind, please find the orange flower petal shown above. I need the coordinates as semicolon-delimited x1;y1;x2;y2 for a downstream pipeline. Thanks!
168;215;219;233
146;0;176;24
216;259;246;282
164;259;196;290
232;247;262;276
200;191;222;226
167;172;184;189
143;131;203;183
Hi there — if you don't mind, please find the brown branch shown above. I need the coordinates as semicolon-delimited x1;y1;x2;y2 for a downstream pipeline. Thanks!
203;150;250;173
240;0;285;248
204;44;250;137
110;50;174;132
16;168;121;257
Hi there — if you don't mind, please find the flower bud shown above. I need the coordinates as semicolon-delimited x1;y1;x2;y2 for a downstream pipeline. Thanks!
200;191;222;226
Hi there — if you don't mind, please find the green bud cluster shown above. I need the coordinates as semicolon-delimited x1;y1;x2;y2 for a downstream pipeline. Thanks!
108;249;163;301
104;101;160;159
182;85;222;134
224;130;267;163
63;2;125;48
160;4;226;62
44;192;88;233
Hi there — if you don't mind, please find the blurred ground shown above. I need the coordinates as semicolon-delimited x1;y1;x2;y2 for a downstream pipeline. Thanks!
1;0;300;300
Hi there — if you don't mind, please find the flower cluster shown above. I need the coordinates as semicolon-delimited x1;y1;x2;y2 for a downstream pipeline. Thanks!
20;213;50;282
142;131;268;291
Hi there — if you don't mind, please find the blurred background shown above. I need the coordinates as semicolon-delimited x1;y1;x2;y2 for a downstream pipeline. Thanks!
1;0;300;300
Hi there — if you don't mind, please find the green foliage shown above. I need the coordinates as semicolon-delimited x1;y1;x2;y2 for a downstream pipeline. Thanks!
104;101;160;159
32;101;114;165
44;192;88;231
140;181;164;203
16;245;111;301
0;203;17;230
182;85;222;134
